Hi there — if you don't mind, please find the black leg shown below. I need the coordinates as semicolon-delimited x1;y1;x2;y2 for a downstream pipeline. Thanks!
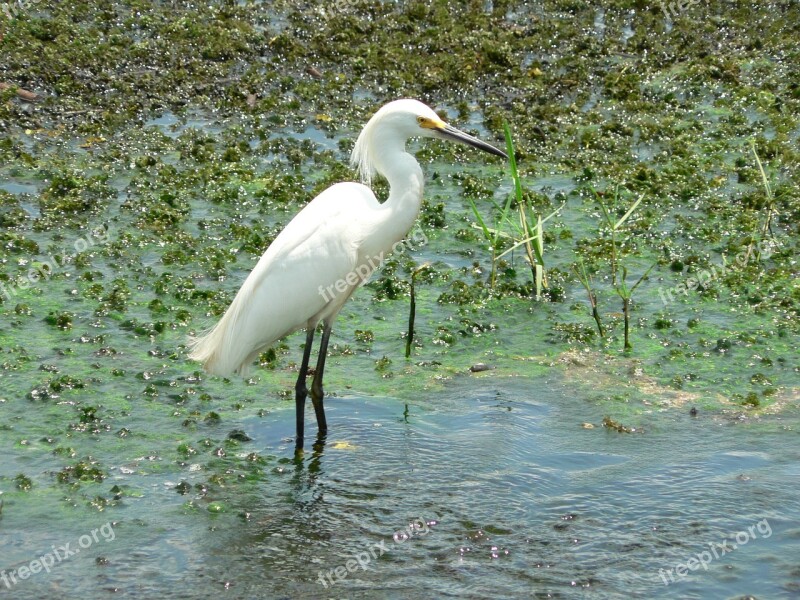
310;321;332;434
295;324;316;449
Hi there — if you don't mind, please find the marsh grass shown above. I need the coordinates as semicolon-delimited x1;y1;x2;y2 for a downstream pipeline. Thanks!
574;258;605;338
749;141;779;262
467;162;515;290
592;186;654;351
615;263;654;351
405;263;430;359
470;121;562;298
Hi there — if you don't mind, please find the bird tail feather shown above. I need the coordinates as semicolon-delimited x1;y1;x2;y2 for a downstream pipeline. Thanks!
187;285;261;377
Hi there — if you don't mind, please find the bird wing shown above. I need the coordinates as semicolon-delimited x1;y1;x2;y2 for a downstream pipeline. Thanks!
189;182;380;376
247;181;379;299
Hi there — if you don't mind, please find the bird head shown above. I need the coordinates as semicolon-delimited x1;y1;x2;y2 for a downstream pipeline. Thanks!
352;99;507;185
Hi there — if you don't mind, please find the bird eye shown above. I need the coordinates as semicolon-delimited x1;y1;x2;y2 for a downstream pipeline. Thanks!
416;116;426;125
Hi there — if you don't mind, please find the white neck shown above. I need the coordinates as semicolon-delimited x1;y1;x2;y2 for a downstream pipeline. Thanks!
371;144;424;249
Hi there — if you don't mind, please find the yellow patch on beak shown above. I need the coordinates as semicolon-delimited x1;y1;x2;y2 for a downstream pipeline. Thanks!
417;116;447;130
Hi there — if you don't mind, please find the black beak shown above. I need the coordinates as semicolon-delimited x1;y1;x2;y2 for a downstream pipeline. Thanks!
437;124;508;159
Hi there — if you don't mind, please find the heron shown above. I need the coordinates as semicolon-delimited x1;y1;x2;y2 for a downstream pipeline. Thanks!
188;99;507;447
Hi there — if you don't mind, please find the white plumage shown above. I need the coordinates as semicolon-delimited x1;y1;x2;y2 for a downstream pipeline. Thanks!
188;99;506;445
188;181;377;376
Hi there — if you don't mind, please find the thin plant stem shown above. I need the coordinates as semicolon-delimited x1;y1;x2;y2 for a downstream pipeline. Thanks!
623;296;631;351
405;263;429;358
405;270;417;359
574;259;605;338
749;141;777;261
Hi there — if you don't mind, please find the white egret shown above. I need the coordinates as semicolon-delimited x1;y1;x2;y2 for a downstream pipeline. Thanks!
188;99;506;447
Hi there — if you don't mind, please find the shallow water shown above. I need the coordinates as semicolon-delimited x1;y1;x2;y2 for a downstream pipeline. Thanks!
1;2;798;596
1;113;797;597
2;375;798;598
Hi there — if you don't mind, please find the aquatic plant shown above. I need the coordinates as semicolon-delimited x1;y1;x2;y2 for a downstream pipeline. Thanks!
749;142;778;261
467;154;515;290
405;263;430;359
574;258;605;339
614;263;654;351
470;122;562;298
593;186;653;351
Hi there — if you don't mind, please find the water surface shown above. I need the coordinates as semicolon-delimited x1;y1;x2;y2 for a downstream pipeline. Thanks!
2;376;797;598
